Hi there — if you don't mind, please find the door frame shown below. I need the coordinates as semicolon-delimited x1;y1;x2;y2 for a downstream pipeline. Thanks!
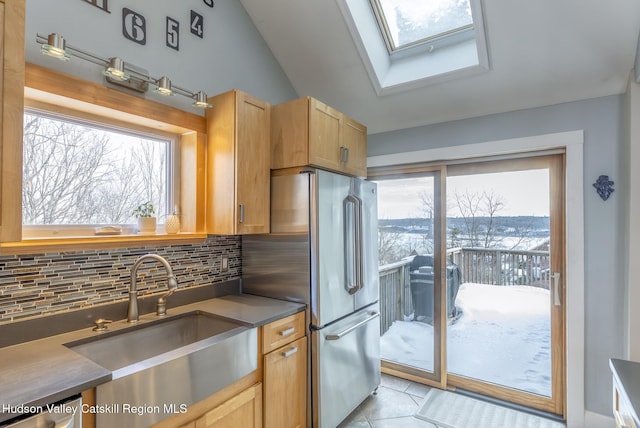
368;166;448;390
445;154;565;415
368;130;585;427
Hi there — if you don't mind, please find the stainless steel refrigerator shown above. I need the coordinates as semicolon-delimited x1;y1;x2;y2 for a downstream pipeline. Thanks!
242;167;380;428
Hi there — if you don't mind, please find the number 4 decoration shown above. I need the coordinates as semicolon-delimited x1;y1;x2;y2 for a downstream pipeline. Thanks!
191;10;204;39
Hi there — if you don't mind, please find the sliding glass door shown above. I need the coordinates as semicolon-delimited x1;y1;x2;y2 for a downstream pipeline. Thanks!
374;167;446;387
372;154;565;416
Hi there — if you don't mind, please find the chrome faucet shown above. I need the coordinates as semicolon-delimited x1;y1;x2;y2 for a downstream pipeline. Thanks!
128;254;179;323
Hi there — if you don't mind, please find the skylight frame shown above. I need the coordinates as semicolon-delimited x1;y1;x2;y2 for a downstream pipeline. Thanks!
337;0;490;95
369;0;476;55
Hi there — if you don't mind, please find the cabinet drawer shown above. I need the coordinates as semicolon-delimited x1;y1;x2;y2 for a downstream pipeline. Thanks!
262;311;305;354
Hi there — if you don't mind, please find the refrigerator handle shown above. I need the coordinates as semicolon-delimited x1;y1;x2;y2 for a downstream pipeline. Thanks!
354;194;364;292
325;311;380;340
344;195;359;295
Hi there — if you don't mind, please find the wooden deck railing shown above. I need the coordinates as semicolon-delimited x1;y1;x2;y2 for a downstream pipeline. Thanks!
447;247;550;288
378;259;413;335
378;247;550;335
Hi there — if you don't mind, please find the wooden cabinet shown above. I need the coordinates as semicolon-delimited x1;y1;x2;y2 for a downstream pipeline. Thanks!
271;97;367;177
194;383;262;428
205;89;270;235
262;311;307;428
0;0;25;243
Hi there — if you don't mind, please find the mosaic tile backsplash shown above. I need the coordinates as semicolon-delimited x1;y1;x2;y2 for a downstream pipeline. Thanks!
0;236;240;324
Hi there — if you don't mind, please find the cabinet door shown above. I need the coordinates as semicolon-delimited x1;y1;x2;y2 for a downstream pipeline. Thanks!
0;0;25;243
308;98;342;172
236;91;270;234
341;115;367;177
264;336;307;428
195;383;262;428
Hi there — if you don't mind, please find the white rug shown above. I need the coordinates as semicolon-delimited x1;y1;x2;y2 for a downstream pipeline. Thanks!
415;389;565;428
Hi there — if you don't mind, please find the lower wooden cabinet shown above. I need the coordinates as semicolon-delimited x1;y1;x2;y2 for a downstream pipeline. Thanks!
193;383;262;428
263;336;307;428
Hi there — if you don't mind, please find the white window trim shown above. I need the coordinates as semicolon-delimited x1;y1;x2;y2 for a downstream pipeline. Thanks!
368;130;586;427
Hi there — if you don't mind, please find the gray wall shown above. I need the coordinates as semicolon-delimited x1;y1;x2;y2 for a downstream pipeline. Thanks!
369;94;627;416
25;0;297;110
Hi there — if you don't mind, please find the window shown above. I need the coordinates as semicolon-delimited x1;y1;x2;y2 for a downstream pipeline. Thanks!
372;0;473;53
22;108;176;235
337;0;488;94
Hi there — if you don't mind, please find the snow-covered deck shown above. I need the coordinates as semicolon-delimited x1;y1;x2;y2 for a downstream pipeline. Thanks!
380;282;552;396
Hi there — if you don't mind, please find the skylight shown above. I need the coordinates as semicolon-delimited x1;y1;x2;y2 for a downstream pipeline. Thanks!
372;0;473;52
337;0;489;95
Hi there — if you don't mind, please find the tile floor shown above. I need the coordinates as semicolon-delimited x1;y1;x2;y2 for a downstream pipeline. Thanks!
338;373;566;428
338;373;439;428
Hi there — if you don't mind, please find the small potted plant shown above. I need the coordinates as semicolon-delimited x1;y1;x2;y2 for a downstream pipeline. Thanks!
132;201;156;234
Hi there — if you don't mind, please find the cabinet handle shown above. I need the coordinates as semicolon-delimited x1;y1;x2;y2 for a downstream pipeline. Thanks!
340;146;349;163
279;327;295;337
239;204;245;223
283;346;298;358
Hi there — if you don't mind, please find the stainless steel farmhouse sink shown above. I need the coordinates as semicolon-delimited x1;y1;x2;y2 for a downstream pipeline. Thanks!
65;311;245;373
65;311;258;427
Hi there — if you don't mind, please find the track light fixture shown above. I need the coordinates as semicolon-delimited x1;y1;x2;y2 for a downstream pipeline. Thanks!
192;91;213;109
36;32;212;109
154;76;174;96
103;57;129;82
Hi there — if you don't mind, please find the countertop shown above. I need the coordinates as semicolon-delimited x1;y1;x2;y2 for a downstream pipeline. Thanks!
610;358;640;426
0;293;305;423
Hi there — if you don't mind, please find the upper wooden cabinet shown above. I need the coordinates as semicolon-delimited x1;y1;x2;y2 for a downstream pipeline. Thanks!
205;90;270;235
271;97;367;177
0;0;25;243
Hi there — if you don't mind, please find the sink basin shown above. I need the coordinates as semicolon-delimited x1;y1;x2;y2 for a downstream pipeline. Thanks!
65;310;258;428
65;311;245;372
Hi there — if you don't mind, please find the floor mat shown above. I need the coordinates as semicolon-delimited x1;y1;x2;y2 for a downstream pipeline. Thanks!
415;389;565;428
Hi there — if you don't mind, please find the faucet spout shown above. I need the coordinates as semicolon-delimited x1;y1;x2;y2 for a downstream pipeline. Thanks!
128;254;178;323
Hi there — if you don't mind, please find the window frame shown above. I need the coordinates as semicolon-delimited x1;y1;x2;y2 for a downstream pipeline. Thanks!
369;0;475;55
0;62;208;253
22;102;179;236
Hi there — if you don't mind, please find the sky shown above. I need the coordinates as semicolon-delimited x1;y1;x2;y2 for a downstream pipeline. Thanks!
374;169;550;219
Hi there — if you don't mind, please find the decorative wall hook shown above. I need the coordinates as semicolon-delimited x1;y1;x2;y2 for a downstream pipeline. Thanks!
593;175;614;201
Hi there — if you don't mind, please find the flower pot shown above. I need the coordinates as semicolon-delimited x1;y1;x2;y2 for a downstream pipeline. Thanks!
137;217;157;234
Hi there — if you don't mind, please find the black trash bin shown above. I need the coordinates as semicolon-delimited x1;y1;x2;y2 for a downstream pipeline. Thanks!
409;255;462;322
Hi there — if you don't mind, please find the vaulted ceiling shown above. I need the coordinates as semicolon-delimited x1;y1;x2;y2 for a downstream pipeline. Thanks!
240;0;640;134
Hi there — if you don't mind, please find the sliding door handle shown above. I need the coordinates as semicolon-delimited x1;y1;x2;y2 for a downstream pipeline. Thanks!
552;272;561;306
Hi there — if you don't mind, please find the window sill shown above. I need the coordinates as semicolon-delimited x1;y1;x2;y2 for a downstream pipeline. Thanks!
0;233;209;255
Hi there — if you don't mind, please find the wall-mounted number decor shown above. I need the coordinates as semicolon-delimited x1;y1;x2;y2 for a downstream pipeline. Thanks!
203;0;214;7
82;0;110;13
123;8;146;46
190;10;204;39
166;17;180;51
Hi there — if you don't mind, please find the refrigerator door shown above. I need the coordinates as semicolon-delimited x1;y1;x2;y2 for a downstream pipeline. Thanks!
355;178;380;310
312;304;381;428
313;170;357;327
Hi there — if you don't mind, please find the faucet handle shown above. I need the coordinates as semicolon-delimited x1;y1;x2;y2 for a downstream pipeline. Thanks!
93;318;112;332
